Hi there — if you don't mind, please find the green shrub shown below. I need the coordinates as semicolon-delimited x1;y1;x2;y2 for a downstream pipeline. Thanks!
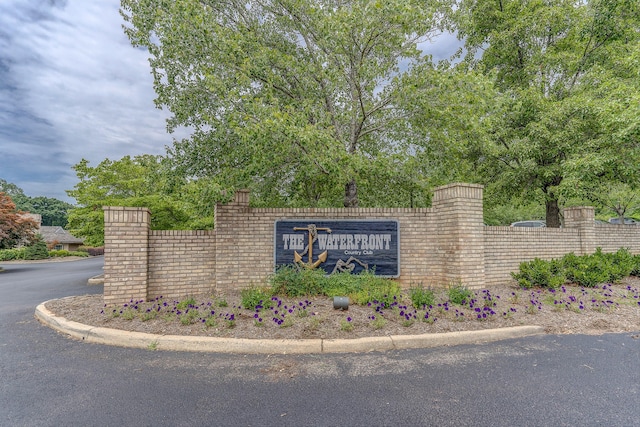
176;297;196;310
562;248;632;287
409;286;436;309
324;271;367;297
516;249;637;289
269;266;401;306
269;265;329;297
631;254;640;276
0;248;26;261
448;285;473;305
48;249;89;258
608;248;636;282
511;258;565;289
240;286;273;310
349;278;401;308
49;250;66;257
24;240;49;260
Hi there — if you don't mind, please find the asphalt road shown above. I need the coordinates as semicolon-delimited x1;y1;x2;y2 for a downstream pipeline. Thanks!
1;258;639;426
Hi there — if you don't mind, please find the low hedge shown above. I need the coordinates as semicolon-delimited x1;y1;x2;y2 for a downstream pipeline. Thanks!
0;247;90;261
512;248;640;289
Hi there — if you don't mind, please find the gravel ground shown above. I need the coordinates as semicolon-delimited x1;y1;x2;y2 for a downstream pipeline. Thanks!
45;279;640;340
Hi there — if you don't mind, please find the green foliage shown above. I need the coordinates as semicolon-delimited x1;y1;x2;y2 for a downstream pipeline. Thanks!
606;248;636;282
120;0;478;207
268;266;401;307
49;250;89;258
564;248;636;287
0;179;32;218
447;285;473;305
483;200;545;226
0;248;26;261
269;265;329;297
321;271;401;308
176;297;196;310
409;286;436;309
180;309;200;325
579;182;640;223
514;248;639;289
26;196;73;227
240;286;273;311
631;255;640;277
0;192;39;249
66;155;215;246
512;258;566;289
449;0;640;226
348;279;401;308
340;318;354;332
24;239;49;260
0;179;73;226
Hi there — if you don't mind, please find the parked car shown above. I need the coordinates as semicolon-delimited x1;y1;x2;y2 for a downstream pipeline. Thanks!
608;217;638;225
510;220;546;228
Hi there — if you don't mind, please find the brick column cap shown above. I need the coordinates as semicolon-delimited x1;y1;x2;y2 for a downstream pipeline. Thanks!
433;183;484;204
103;206;151;213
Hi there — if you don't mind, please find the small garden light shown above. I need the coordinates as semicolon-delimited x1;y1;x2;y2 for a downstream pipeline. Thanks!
333;296;349;310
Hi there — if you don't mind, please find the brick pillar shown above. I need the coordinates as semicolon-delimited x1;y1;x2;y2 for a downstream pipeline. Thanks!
432;183;485;289
213;190;250;294
103;207;151;305
564;206;595;255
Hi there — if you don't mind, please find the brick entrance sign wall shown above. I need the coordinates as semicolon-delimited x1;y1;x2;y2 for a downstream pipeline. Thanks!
102;183;640;305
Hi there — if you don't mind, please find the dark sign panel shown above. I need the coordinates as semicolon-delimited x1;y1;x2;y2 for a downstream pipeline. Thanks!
274;220;399;277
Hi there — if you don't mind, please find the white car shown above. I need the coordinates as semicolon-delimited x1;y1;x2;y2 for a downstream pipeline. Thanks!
608;218;638;225
510;220;546;228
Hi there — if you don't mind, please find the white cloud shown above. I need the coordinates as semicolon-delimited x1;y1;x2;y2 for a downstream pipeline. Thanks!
0;0;181;203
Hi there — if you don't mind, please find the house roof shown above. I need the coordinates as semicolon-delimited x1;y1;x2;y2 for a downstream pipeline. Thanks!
39;226;84;245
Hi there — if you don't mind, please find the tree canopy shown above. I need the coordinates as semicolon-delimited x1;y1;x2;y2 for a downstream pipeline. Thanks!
449;0;640;226
110;0;640;225
120;0;467;208
0;179;74;227
66;155;215;246
0;192;39;250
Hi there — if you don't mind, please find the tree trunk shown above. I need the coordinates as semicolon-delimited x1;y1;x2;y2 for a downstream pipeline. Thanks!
545;198;561;228
344;179;358;207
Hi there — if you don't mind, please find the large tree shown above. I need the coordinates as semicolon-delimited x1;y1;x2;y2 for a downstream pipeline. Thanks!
0;192;38;250
449;0;640;227
0;179;30;211
0;179;74;226
121;0;451;207
66;155;214;246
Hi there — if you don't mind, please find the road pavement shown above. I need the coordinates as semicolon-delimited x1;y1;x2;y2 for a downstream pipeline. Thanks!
1;257;638;426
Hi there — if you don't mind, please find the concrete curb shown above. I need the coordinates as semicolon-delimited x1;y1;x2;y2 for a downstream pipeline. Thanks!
35;301;545;354
87;274;104;285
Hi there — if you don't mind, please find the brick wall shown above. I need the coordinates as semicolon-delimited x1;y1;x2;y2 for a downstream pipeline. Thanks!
148;230;216;300
595;224;640;253
484;227;581;286
102;184;640;305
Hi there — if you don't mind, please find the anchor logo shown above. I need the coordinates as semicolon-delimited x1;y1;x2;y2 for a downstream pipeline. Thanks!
293;224;332;269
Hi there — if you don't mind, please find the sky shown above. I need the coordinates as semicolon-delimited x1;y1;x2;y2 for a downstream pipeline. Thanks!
0;0;461;204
